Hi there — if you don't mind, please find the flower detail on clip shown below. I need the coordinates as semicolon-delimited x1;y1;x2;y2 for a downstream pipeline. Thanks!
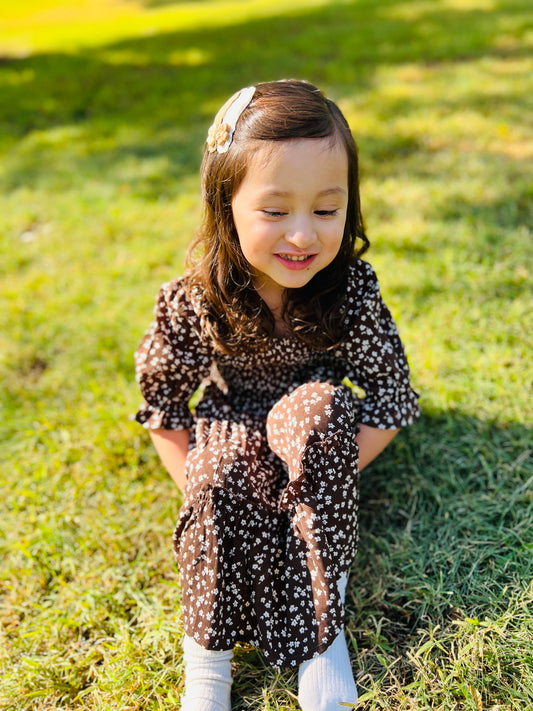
205;85;256;155
207;122;231;153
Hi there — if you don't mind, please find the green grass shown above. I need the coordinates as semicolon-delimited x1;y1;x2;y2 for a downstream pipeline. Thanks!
1;0;532;708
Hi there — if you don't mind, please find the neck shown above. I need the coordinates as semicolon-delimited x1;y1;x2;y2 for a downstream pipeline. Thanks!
254;280;285;314
254;283;293;338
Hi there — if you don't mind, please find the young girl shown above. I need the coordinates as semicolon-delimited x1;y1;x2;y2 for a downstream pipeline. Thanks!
134;80;419;710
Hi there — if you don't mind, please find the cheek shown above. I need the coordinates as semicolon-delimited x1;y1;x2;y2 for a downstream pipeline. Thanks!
236;225;262;264
240;221;274;252
324;222;345;248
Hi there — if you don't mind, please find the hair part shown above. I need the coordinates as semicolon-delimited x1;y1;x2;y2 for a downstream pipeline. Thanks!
185;79;370;355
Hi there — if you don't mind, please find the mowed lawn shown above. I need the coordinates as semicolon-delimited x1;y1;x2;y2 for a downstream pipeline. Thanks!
1;0;532;709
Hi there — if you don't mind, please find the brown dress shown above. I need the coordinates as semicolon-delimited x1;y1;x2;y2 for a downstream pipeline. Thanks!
134;260;419;668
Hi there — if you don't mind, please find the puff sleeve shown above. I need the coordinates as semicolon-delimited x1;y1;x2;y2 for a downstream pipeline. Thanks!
337;261;420;429
134;279;213;430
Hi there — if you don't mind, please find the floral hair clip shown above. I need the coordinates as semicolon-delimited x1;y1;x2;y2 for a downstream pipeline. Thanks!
206;85;256;154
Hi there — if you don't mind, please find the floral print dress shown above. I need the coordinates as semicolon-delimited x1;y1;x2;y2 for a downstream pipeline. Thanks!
134;259;419;668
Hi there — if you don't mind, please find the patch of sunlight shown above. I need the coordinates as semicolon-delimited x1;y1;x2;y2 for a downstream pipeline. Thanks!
115;153;171;180
98;48;156;66
488;56;532;76
0;0;334;56
492;137;533;160
18;125;87;150
167;48;209;67
99;46;210;66
344;54;532;163
366;180;433;219
421;109;533;159
493;30;533;55
1;0;139;21
0;68;36;87
441;0;496;10
380;0;436;21
384;0;495;21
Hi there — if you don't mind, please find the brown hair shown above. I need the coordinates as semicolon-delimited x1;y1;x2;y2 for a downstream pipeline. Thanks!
185;79;369;354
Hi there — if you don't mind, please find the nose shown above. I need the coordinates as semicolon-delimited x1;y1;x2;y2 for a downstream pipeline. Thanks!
285;215;316;249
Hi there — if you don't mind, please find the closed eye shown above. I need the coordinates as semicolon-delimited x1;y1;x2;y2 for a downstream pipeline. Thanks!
315;209;339;216
262;210;287;217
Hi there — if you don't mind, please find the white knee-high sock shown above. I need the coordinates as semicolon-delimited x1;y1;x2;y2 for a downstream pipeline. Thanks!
180;635;233;711
298;574;358;711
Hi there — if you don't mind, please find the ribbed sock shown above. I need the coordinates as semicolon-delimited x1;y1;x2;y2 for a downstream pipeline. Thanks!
297;574;358;711
180;635;233;711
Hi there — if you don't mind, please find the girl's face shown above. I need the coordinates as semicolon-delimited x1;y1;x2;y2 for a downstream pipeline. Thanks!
231;138;348;312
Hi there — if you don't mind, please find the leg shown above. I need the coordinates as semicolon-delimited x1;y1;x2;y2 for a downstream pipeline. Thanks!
267;381;360;573
297;629;358;711
267;383;359;697
174;413;290;665
297;573;358;711
174;416;266;649
180;635;233;711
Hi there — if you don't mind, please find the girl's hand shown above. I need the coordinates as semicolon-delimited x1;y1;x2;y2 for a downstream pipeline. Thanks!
355;424;399;471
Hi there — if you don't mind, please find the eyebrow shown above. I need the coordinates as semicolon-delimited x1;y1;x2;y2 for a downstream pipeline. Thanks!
259;186;347;199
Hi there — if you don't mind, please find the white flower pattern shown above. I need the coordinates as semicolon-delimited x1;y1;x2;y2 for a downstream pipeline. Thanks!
134;260;419;668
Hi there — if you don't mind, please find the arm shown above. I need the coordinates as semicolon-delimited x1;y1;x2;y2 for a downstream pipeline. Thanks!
149;428;190;492
134;282;215;492
356;423;399;471
150;423;393;488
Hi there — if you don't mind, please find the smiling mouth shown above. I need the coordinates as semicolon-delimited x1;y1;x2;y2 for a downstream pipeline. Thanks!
275;253;318;271
277;253;315;262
